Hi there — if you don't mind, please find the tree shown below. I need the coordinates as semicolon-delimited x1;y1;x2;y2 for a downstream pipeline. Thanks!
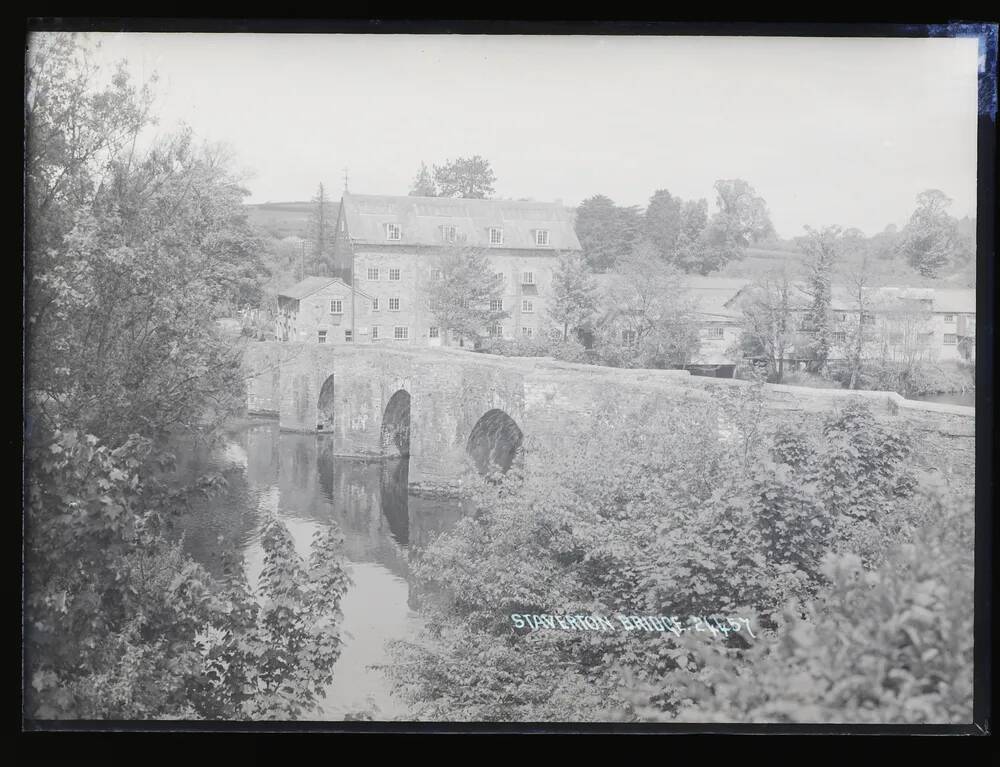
574;194;642;273
598;242;700;368
798;225;840;373
735;265;797;383
425;246;507;346
549;251;598;340
672;198;712;273
24;34;345;721
307;182;334;275
711;179;774;247
897;190;965;278
409;162;438;197
642;189;683;261
837;243;883;390
432;155;496;199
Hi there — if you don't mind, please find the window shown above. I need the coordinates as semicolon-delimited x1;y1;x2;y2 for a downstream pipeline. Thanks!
833;331;847;344
703;327;725;339
521;271;535;285
622;329;637;345
495;271;505;283
389;297;400;311
389;268;401;281
344;329;353;343
534;229;550;246
521;327;533;338
394;326;409;340
861;312;876;326
489;227;504;246
317;330;327;344
429;326;440;339
943;333;957;345
371;326;380;341
521;299;534;313
372;298;380;311
490;298;504;312
367;267;380;281
440;225;457;243
834;312;847;322
944;314;956;323
431;267;444;281
488;323;503;337
385;223;401;241
329;299;343;314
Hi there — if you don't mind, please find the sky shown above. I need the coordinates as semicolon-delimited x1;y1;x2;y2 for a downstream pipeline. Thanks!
42;32;982;239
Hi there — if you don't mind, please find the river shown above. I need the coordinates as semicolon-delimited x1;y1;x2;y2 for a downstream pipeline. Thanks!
168;418;464;720
904;391;976;407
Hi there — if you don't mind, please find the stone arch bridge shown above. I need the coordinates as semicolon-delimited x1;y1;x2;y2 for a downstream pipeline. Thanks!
242;341;975;493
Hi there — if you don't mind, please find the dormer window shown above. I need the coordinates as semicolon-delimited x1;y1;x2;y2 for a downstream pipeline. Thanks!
489;227;504;246
534;229;550;246
441;225;457;243
385;223;401;241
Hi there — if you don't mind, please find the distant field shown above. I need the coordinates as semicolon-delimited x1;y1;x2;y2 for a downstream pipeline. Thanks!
245;201;338;239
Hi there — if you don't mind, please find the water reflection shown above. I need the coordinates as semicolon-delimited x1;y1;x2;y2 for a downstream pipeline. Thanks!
168;418;463;719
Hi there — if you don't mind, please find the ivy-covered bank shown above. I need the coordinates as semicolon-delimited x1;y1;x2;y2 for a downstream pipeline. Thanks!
385;391;974;723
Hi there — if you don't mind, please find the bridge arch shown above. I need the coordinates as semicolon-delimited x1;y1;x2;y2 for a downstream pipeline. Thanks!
317;374;335;432
466;408;524;477
381;389;411;457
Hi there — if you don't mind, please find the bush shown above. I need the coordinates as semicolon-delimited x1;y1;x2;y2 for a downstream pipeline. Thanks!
387;397;968;722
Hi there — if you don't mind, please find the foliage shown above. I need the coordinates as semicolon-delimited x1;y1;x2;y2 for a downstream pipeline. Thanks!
306;182;334;275
574;194;642;273
432;155;497;199
409;162;438;197
387;392;967;723
477;333;590;363
549;251;598;340
897;190;972;279
631;483;973;723
425;246;507;346
595;243;701;368
24;34;349;722
733;266;799;383
797;225;839;373
24;426;350;720
26;35;265;445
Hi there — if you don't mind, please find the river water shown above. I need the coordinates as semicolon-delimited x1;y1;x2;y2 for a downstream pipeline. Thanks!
169;418;464;720
904;391;976;407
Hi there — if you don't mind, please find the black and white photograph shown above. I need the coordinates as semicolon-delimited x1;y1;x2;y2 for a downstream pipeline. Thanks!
22;23;993;729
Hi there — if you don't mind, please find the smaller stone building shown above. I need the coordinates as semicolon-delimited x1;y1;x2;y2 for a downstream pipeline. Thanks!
276;276;377;345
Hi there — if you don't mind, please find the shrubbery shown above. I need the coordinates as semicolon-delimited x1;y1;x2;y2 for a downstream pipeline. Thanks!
386;395;973;723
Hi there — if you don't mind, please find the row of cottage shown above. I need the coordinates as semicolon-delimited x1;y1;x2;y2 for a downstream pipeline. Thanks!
274;193;975;374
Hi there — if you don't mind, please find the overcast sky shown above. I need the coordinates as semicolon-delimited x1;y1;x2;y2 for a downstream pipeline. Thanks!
59;32;981;239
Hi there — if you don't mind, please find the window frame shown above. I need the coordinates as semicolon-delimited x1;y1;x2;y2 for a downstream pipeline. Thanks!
429;326;440;339
393;325;409;341
329;298;344;315
371;325;380;341
388;297;400;312
521;298;534;314
521;271;535;285
367;267;380;281
490;298;504;312
317;330;328;344
943;333;957;345
534;229;550;246
372;297;380;311
388;267;401;281
344;329;353;343
385;223;401;241
488;227;504;246
440;225;457;243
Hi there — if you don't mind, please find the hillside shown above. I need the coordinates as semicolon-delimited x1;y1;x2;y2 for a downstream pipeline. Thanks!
246;201;339;240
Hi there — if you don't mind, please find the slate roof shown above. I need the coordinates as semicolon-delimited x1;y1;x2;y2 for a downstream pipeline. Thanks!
278;276;372;301
340;193;582;251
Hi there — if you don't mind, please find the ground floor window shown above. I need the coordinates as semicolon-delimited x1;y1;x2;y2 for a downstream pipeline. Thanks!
394;326;409;340
622;329;637;345
429;326;440;339
345;329;353;342
521;327;533;337
371;326;380;341
318;330;327;344
943;333;957;345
